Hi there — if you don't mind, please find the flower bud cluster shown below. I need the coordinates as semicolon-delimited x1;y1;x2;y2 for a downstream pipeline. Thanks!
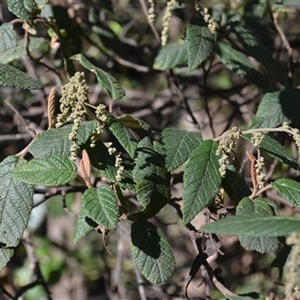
216;126;241;177
148;0;157;23
56;72;89;162
90;104;108;148
282;122;300;151
161;0;176;46
255;156;265;189
203;7;216;34
104;142;124;182
251;132;265;147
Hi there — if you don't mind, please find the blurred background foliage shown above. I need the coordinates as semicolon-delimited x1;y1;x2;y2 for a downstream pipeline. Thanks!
0;0;300;299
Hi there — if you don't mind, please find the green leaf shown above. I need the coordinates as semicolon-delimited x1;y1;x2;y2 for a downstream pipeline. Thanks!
162;128;203;172
221;166;251;204
231;22;290;87
244;2;273;51
183;140;221;225
153;43;188;70
242;134;299;171
81;186;119;230
227;295;257;300
29;121;97;158
107;115;137;158
236;198;279;253
0;23;17;52
214;42;264;87
0;156;34;247
186;17;215;71
0;63;43;90
11;155;77;186
201;215;300;237
117;114;160;132
272;178;300;207
250;89;300;128
132;138;170;219
70;54;125;100
0;37;48;64
73;210;97;244
0;249;14;272
8;0;33;24
131;221;175;284
87;141;136;191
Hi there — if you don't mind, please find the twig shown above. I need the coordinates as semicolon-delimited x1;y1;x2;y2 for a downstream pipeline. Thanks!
33;186;87;208
62;190;78;219
113;56;150;73
272;10;294;81
4;100;33;135
139;0;161;44
0;285;14;300
0;133;32;143
24;31;62;80
168;70;202;131
266;190;300;214
111;225;126;300
16;230;52;300
202;63;216;138
131;253;147;300
255;184;273;197
265;159;278;182
118;222;147;300
168;200;197;233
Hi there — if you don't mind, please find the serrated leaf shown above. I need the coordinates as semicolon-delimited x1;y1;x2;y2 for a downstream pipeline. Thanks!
117;114;160;132
0;249;14;272
8;0;33;24
162;128;203;172
186;17;215;71
81;186;119;230
272;178;300;207
70;54;125;100
250;89;300;128
73;210;97;244
0;63;43;89
183;140;221;225
236;198;279;253
214;42;264;87
131;221;175;284
153;43;188;70
0;37;48;64
29;121;97;158
132;138;170;219
242;134;299;171
221;166;251;203
201;215;300;237
87;141;135;191
0;156;34;247
11;155;77;186
231;21;290;87
108;115;137;158
0;23;17;52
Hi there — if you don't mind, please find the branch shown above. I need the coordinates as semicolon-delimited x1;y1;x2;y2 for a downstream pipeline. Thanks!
33;186;87;208
14;230;52;300
138;0;161;44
